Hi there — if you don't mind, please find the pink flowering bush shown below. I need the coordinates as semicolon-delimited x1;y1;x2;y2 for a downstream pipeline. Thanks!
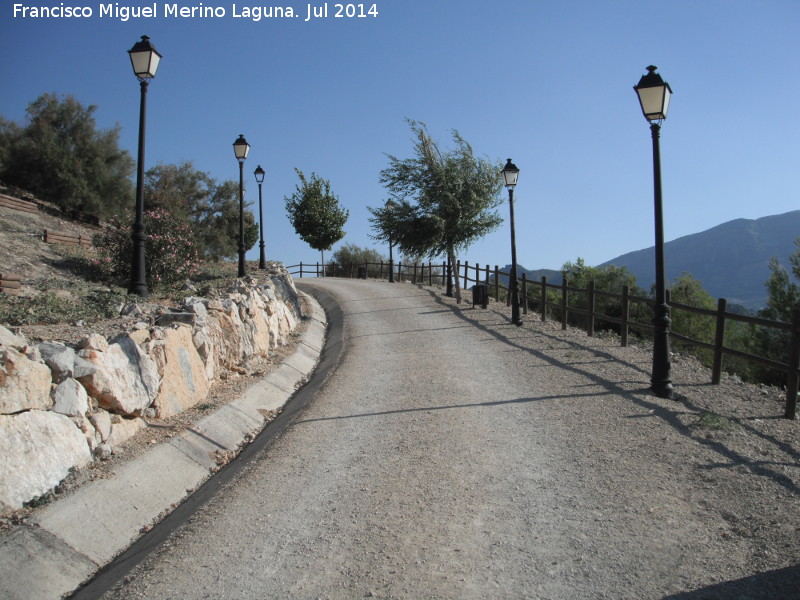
93;208;200;289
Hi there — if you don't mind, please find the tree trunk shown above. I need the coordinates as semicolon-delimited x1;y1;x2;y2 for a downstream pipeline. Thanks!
448;246;461;304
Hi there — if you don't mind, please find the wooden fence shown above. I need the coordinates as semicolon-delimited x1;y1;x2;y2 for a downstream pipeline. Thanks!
0;193;38;214
288;259;799;419
0;273;22;296
43;229;93;247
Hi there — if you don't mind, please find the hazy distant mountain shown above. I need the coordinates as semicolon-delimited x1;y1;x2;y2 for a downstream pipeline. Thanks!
599;210;800;309
496;266;562;287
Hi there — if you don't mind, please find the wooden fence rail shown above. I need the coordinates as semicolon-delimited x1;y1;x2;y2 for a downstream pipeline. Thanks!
286;259;799;419
0;193;38;214
43;229;93;247
0;273;23;296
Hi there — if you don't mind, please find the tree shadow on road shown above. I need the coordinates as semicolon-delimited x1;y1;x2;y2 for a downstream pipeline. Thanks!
418;286;800;497
661;563;800;600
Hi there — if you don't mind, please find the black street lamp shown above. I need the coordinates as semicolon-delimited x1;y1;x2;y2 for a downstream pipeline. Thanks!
127;35;162;298
385;199;395;283
502;158;521;326
233;135;250;278
634;65;674;399
254;165;266;270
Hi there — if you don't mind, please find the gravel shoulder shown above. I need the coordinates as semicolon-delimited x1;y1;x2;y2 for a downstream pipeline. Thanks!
95;279;799;600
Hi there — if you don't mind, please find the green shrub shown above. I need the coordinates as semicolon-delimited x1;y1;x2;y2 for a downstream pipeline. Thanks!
0;288;128;326
93;208;200;289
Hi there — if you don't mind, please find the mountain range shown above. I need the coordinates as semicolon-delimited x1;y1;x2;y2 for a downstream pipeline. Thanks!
507;210;800;310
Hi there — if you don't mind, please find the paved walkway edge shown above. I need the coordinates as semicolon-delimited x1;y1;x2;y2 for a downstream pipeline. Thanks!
0;292;327;600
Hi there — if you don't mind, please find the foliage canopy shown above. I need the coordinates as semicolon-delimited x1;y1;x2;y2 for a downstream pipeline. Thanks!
375;120;503;299
285;169;348;261
0;93;134;217
144;161;258;260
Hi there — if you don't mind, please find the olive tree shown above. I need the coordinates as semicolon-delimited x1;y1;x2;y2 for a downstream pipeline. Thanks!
376;120;503;301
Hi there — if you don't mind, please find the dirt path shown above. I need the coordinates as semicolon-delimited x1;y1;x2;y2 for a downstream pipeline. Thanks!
98;279;799;600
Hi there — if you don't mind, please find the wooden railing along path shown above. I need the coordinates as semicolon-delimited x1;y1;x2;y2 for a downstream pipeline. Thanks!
287;260;799;419
43;229;93;247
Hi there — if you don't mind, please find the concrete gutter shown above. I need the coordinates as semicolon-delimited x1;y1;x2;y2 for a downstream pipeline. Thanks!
0;291;328;600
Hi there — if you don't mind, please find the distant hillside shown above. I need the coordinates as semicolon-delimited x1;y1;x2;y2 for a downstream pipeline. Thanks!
600;210;800;309
496;267;563;287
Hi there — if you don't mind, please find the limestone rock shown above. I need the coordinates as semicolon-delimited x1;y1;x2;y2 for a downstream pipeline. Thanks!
0;411;92;512
78;333;109;352
0;324;27;349
0;347;53;415
89;410;112;442
153;326;210;418
37;342;76;382
72;355;97;379
77;335;160;416
52;378;89;418
106;416;146;449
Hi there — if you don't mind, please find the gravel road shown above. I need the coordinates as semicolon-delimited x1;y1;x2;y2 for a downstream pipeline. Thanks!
98;279;800;600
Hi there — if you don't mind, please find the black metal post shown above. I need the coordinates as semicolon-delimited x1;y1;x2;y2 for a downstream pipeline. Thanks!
237;159;246;278
257;179;266;269
508;186;521;326
129;80;149;298
650;122;673;399
388;236;394;283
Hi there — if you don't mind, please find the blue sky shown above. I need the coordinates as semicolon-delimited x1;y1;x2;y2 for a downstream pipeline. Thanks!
2;0;799;272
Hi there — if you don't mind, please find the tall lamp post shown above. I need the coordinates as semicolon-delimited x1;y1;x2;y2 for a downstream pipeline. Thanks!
233;135;250;278
254;165;266;270
127;35;162;298
634;65;674;399
502;158;521;326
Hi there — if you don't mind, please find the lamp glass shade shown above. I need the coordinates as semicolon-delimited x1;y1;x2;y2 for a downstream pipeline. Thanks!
634;66;672;121
128;36;161;79
254;165;265;183
233;135;250;160
501;159;519;187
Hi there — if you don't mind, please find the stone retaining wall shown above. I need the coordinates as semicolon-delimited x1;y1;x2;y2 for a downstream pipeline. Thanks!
0;269;301;514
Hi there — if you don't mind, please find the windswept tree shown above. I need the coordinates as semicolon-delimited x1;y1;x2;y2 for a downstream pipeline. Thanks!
0;93;134;217
377;120;503;301
285;169;349;272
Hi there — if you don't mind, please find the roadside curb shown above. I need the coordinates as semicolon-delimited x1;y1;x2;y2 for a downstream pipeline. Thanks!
0;292;327;600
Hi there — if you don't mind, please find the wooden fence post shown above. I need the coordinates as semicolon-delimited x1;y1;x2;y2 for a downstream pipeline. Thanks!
785;308;800;419
485;264;490;295
463;261;469;289
521;273;528;315
587;280;596;337
541;276;547;322
428;262;432;286
494;266;500;302
711;298;728;384
299;262;303;278
316;262;320;277
561;277;569;330
621;285;630;347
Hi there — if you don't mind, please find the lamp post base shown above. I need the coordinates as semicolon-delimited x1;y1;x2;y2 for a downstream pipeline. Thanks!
651;302;674;399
